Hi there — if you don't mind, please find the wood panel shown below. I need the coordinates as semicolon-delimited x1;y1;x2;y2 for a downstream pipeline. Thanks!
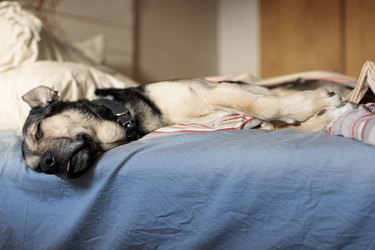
345;0;375;77
261;0;343;78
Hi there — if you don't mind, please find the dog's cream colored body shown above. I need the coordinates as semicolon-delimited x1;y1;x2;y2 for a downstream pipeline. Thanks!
145;79;343;129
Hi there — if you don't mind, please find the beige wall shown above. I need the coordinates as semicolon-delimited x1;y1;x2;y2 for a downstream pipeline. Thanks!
218;0;259;77
135;0;218;83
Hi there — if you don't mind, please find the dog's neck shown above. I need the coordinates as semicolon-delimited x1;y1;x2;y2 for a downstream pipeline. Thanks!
93;98;134;128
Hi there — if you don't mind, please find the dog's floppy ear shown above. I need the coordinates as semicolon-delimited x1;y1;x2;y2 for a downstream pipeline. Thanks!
22;86;60;108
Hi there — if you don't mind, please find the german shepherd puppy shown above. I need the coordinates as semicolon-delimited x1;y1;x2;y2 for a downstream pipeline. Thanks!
21;78;348;178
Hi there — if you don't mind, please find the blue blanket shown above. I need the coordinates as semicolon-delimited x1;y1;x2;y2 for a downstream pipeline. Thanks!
1;129;375;249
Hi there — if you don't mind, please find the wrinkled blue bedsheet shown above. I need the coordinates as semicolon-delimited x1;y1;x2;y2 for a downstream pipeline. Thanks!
1;129;375;249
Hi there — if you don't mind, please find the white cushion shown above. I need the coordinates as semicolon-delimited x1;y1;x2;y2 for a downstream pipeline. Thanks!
0;1;42;72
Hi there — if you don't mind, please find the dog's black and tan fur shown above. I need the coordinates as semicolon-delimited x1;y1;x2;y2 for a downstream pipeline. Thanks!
21;78;352;178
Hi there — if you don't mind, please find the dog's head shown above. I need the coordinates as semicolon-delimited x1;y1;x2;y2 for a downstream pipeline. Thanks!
21;86;130;178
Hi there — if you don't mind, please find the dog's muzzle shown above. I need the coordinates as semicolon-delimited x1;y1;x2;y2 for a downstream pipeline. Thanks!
38;133;101;178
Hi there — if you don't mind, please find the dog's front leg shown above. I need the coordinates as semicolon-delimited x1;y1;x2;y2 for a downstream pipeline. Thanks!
206;83;342;124
264;88;343;124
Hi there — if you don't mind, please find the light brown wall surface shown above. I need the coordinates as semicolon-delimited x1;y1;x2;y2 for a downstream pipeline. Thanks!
261;0;375;78
345;0;375;77
261;0;343;78
135;0;218;83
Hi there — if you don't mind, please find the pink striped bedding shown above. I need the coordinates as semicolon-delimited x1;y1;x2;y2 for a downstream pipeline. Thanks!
328;61;375;147
151;115;261;134
328;103;375;147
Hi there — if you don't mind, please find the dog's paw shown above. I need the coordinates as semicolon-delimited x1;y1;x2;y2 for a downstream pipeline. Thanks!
311;88;343;109
286;89;343;123
299;102;357;131
325;101;357;117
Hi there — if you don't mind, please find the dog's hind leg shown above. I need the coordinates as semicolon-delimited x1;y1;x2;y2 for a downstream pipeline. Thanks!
203;82;343;124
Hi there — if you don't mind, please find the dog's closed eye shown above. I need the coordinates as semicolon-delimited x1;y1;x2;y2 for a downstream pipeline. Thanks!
35;122;43;141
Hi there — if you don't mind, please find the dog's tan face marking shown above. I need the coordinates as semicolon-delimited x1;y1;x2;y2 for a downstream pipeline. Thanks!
40;110;96;140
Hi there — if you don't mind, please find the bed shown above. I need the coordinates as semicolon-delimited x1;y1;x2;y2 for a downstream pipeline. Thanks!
1;2;375;249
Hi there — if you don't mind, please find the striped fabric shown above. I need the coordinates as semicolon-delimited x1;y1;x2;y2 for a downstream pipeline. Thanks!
152;115;262;134
327;61;375;147
327;103;375;147
348;60;375;103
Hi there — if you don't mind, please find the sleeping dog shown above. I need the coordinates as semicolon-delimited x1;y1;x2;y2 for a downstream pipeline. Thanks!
21;78;352;178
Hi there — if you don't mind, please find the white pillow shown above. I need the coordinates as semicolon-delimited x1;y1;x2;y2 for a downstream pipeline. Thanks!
0;1;42;72
0;1;119;75
0;61;138;133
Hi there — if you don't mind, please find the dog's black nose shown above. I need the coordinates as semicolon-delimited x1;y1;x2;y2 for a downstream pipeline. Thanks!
40;152;59;174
